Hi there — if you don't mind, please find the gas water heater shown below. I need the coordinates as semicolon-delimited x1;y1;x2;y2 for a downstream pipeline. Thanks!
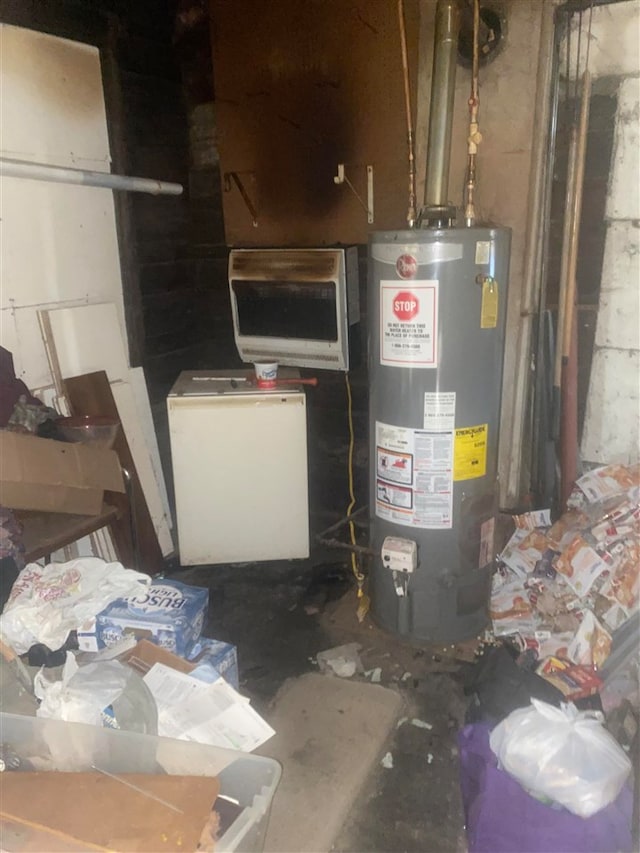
369;227;510;643
368;0;511;643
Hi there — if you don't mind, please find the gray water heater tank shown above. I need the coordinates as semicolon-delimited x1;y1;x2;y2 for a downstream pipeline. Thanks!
368;226;511;644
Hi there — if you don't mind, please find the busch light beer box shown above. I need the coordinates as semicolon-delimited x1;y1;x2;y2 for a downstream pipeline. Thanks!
78;579;208;656
187;637;239;690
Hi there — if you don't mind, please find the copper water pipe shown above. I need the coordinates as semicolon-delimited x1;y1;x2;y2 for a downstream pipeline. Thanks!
560;70;592;505
464;0;481;226
398;0;417;227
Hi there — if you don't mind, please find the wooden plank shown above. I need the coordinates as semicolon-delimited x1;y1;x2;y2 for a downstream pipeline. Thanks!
44;304;130;384
112;377;174;556
101;24;146;369
64;371;164;575
0;771;220;852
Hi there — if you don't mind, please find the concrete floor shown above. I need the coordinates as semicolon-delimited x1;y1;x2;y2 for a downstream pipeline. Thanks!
260;673;404;852
174;557;469;853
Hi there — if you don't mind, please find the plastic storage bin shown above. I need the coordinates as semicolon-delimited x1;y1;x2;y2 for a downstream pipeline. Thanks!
0;712;281;853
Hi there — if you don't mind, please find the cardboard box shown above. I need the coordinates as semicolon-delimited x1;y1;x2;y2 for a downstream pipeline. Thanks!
120;638;196;676
77;579;208;656
187;636;239;690
120;637;239;689
0;431;124;515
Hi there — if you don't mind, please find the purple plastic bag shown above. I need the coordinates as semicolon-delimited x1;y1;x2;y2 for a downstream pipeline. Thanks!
458;723;633;853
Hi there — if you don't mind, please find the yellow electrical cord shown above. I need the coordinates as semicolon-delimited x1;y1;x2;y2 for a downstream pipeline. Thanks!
345;372;369;621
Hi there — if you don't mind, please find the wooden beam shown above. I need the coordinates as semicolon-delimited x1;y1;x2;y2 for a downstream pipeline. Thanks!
64;371;164;575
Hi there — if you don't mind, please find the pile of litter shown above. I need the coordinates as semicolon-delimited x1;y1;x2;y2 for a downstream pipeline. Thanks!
491;463;639;689
0;563;274;752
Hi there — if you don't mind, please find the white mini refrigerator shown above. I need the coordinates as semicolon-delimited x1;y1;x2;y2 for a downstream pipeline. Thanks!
167;370;310;565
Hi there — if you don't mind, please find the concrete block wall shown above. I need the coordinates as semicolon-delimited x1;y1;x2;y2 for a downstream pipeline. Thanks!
578;3;640;467
581;80;640;465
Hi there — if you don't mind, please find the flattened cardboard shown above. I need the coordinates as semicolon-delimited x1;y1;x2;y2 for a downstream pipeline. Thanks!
0;771;219;852
0;432;124;515
120;639;196;677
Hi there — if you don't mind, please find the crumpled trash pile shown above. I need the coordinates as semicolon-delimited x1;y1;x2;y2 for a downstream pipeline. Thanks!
491;463;639;670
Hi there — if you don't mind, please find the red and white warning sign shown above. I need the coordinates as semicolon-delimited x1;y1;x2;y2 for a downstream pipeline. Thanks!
380;280;438;367
392;291;420;322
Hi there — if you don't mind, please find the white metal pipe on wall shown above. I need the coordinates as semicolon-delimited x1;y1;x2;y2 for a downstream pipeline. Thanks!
502;0;556;507
0;157;183;195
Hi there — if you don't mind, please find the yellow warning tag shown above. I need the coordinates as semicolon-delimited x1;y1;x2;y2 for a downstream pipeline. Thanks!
481;277;498;329
454;424;488;481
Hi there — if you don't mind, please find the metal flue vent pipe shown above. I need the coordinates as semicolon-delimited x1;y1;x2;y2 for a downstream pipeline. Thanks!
423;0;460;225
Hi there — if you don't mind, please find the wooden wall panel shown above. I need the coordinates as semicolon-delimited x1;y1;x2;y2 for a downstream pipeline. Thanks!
210;0;419;246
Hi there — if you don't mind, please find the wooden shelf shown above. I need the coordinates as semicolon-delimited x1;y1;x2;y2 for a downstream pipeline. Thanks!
17;504;122;563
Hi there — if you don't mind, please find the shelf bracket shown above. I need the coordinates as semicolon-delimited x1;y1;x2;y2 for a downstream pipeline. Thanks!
224;171;258;227
334;163;374;224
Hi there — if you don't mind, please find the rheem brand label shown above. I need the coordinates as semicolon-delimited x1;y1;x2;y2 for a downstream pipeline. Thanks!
396;254;418;279
380;280;439;368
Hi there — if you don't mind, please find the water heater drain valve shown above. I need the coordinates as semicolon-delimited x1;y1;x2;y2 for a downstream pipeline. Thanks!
381;536;418;596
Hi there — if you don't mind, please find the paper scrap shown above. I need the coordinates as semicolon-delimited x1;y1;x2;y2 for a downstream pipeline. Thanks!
143;663;208;715
316;643;363;678
381;752;394;769
160;680;274;752
410;718;433;730
567;612;611;669
575;464;639;503
144;663;273;752
500;529;552;577
514;509;552;531
554;535;610;596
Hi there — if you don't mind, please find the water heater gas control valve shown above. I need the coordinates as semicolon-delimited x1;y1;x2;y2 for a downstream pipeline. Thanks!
381;536;418;573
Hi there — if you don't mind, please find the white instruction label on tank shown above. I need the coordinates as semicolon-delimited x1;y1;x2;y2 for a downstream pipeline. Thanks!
475;241;491;265
423;392;456;431
376;421;453;529
380;281;439;368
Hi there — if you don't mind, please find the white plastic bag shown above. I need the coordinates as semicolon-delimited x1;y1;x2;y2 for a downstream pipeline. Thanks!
489;699;631;817
35;654;128;726
35;653;157;734
0;558;149;654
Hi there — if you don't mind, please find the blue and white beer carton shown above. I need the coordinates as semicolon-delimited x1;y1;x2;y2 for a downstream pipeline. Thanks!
187;637;239;690
78;579;208;656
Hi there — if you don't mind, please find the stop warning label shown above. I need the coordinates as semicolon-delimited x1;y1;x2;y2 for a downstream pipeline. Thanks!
454;424;488;481
380;281;438;368
393;291;419;322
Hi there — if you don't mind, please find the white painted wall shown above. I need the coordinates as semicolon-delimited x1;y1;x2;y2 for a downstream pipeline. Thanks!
0;25;127;389
0;26;174;558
